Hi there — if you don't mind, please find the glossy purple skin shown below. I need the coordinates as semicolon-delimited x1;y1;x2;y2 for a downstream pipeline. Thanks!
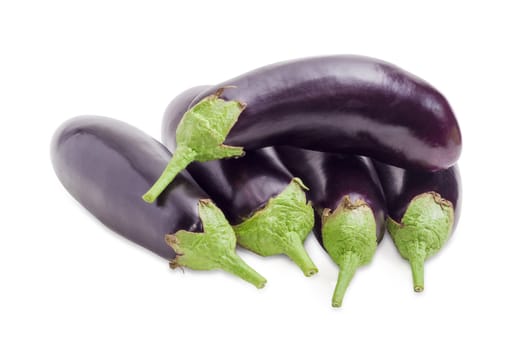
51;116;205;260
275;147;387;246
162;87;292;224
372;161;461;230
190;55;461;172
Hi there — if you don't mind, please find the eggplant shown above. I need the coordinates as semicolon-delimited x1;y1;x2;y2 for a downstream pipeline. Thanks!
275;147;386;307
372;161;461;292
161;87;317;276
143;55;462;203
50;116;266;288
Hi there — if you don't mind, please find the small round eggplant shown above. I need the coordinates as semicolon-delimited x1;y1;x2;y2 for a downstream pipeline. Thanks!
51;116;266;288
372;161;461;292
143;55;461;202
275;147;386;307
161;87;317;276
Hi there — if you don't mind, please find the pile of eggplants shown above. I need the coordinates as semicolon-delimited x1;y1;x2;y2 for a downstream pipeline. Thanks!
51;55;462;308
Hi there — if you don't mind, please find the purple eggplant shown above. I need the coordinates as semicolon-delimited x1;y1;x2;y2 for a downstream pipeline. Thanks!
161;87;317;276
275;147;386;307
50;116;266;288
372;161;461;292
143;55;462;203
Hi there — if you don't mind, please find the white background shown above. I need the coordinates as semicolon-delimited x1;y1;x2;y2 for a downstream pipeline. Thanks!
1;1;523;349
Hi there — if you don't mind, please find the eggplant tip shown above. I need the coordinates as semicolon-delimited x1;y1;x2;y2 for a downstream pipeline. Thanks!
142;193;155;204
198;198;212;205
304;267;319;277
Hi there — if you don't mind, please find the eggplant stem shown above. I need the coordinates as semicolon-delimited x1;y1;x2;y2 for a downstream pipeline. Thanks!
283;234;318;277
165;200;266;288
220;254;267;289
332;252;360;308
143;95;245;203
142;145;196;203
321;200;376;307
233;179;317;277
409;250;425;292
386;192;454;293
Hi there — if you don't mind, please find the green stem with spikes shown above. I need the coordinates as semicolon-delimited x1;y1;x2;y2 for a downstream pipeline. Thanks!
165;199;266;288
387;191;454;293
321;196;377;308
332;252;360;308
409;247;426;293
233;178;318;276
143;146;196;203
143;92;245;203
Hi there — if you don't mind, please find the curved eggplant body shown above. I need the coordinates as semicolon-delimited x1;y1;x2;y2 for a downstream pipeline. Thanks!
51;116;203;259
192;55;461;171
144;55;461;203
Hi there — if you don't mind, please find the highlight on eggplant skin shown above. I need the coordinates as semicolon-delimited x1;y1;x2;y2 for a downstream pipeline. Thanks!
372;161;461;292
161;86;318;277
144;55;462;202
50;116;266;288
275;146;387;307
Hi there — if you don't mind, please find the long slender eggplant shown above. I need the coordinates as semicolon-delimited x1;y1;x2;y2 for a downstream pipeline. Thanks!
372;161;461;292
51;116;266;288
161;87;317;276
143;55;462;202
275;147;386;307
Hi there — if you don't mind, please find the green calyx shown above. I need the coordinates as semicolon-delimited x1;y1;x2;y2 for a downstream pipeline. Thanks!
321;196;377;308
233;178;318;276
143;90;245;203
387;191;454;293
165;199;266;289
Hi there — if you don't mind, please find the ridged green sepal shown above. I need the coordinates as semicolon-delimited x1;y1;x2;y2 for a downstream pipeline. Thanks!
233;178;318;276
143;91;245;203
321;196;377;307
387;191;454;292
165;199;266;289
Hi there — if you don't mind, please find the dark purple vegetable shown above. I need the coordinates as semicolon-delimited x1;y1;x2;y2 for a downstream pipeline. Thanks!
372;161;461;292
50;116;266;288
143;55;462;202
275;147;386;307
161;87;317;276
